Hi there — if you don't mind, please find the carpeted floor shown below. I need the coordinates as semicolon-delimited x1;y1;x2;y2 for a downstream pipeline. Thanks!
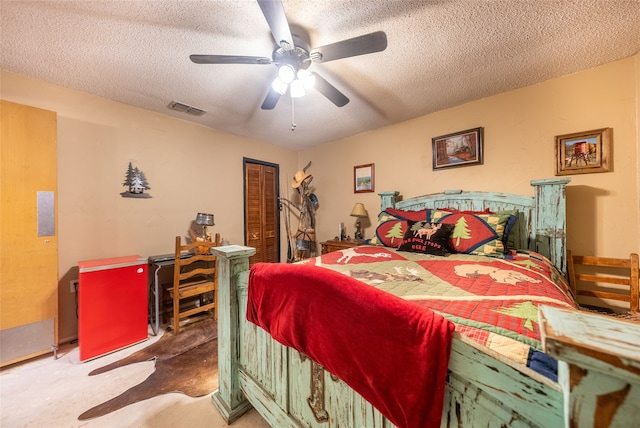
0;320;270;428
79;317;218;420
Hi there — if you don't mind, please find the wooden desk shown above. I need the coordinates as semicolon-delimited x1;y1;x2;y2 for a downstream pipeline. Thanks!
320;239;360;254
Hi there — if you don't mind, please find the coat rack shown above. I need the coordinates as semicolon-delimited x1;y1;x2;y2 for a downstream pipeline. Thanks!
281;163;318;262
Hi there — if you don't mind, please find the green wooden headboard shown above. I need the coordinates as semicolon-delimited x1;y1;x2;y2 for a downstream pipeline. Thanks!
379;178;571;273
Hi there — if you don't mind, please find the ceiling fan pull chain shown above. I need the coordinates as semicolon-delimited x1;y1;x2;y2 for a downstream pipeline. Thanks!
290;97;296;131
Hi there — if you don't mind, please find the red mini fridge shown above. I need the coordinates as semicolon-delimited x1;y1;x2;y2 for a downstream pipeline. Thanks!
78;255;148;361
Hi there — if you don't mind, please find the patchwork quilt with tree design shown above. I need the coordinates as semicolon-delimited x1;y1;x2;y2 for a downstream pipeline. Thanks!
300;245;577;380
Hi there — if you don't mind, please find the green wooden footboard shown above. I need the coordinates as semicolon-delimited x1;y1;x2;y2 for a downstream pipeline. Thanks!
211;245;640;427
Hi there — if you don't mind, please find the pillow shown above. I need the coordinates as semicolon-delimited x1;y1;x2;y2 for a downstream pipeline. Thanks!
369;208;430;248
437;208;519;251
497;210;519;251
397;221;454;256
436;207;493;214
430;209;513;256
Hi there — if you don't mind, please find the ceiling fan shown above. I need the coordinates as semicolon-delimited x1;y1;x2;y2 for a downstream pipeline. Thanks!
190;0;387;110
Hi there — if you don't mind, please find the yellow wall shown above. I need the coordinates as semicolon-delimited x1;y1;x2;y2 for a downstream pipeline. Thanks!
2;53;639;341
303;55;640;261
1;71;298;342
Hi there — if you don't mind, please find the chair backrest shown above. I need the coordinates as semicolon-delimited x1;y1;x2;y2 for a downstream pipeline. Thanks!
567;250;639;314
174;233;221;286
170;233;222;333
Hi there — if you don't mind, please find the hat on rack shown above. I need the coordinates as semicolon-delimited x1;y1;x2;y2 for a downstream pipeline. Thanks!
292;170;312;188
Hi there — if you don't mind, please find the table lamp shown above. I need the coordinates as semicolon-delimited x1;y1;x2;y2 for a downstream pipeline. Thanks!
350;203;368;242
195;212;214;240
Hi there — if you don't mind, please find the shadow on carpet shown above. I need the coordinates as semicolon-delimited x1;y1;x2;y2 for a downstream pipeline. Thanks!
78;318;218;420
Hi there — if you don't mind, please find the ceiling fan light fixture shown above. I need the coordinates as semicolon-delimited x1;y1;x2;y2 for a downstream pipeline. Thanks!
290;79;305;98
189;0;387;113
277;64;296;84
271;77;288;95
297;69;315;89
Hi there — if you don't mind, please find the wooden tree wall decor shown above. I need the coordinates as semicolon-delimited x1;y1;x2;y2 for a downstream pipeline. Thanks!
121;162;152;198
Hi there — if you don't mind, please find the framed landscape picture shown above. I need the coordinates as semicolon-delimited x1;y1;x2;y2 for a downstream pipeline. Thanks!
354;163;374;193
555;128;611;176
432;127;483;170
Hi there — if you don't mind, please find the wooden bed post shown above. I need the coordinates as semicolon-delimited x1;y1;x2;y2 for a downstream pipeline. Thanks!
540;305;640;427
211;245;256;424
530;178;571;274
378;191;400;211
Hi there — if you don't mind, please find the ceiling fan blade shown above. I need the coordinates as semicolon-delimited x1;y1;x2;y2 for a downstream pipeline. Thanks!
190;54;272;65
261;88;282;110
313;73;349;107
257;0;294;50
310;31;387;63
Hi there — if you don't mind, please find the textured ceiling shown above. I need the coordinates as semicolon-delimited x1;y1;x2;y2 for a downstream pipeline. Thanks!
2;0;640;151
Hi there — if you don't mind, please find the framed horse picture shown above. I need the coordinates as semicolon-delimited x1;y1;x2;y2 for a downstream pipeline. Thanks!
555;128;611;175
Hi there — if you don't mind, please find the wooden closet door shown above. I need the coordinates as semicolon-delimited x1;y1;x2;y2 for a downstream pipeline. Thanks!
1;100;58;366
244;161;279;265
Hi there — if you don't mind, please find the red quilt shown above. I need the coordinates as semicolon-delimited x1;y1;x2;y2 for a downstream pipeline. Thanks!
304;246;577;365
247;262;454;428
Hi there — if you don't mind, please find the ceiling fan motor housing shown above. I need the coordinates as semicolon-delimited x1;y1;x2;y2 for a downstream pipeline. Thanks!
273;34;312;78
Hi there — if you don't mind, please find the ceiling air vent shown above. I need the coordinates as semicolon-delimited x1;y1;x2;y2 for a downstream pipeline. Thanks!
167;101;206;117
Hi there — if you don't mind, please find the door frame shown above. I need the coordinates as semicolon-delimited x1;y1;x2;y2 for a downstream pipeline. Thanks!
242;158;281;262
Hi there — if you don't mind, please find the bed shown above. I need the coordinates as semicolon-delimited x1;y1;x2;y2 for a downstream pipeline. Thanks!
211;178;640;427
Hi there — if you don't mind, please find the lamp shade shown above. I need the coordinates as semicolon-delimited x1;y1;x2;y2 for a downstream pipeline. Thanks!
195;212;214;226
350;203;367;218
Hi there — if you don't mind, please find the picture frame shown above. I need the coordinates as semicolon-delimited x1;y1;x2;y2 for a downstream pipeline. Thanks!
555;128;611;176
432;127;484;170
354;163;374;193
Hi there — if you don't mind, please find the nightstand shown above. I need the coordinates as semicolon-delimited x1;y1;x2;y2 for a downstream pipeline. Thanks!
320;239;361;254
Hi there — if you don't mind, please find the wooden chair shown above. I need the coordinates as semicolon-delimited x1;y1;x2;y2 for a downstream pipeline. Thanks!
165;233;221;334
567;250;639;315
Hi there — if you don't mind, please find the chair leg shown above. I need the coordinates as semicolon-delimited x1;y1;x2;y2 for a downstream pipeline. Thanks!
173;295;180;335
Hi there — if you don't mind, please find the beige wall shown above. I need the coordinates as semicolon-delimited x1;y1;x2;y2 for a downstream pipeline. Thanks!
1;71;298;342
303;55;640;261
2;53;639;341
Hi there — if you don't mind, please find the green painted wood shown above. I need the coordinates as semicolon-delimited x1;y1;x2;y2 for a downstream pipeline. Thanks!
445;373;549;428
448;335;563;427
391;189;536;257
240;370;301;428
216;250;565;427
212;179;634;428
378;191;399;211
236;274;290;411
211;245;255;424
541;306;640;427
380;178;571;274
531;178;571;274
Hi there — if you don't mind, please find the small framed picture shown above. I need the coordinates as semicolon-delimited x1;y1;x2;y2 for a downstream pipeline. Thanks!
555;128;611;176
354;163;374;193
432;127;483;170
